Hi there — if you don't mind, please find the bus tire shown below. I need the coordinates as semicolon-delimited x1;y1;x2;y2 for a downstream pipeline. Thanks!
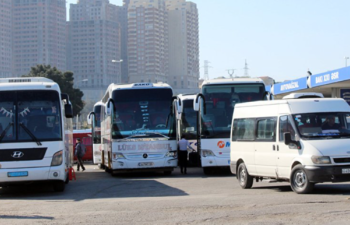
237;163;253;189
65;172;69;184
164;171;172;175
53;181;65;192
203;167;213;175
290;165;314;194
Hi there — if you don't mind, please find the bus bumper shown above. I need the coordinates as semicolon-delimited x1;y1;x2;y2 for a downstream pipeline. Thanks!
0;166;65;186
111;158;177;170
201;156;230;168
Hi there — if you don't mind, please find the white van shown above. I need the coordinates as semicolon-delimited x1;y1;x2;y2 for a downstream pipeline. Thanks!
230;97;350;194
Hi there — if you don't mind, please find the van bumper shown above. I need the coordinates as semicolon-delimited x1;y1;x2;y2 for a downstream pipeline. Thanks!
304;165;350;183
230;161;237;174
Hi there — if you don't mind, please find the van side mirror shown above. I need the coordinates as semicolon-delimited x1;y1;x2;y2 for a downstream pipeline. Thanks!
284;132;292;145
65;104;73;118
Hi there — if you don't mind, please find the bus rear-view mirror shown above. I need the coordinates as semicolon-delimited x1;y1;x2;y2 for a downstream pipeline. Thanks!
65;104;73;118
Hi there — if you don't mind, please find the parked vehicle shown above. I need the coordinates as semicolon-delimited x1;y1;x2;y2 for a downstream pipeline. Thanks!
0;78;73;192
73;129;92;162
230;94;350;194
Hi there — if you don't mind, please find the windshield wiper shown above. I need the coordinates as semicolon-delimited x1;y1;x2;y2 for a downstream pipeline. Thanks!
0;122;13;142
20;123;42;146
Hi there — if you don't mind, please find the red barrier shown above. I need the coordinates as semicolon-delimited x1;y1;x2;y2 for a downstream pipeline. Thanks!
69;167;76;181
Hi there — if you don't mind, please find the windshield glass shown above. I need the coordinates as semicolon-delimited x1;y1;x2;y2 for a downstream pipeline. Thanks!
111;88;176;140
181;99;198;139
201;83;265;138
0;90;62;143
293;112;350;138
93;105;102;144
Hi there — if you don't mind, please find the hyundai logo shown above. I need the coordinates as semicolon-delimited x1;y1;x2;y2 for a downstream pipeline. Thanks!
11;151;24;158
143;153;148;159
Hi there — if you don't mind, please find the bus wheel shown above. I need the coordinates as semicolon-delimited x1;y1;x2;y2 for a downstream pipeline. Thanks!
203;167;213;175
99;163;105;169
237;163;253;189
53;181;65;192
290;165;314;194
65;172;69;184
164;171;172;175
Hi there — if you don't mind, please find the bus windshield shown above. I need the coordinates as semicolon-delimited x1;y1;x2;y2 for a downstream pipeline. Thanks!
93;105;102;144
293;112;350;139
201;83;265;138
0;90;62;143
181;99;198;139
111;88;176;140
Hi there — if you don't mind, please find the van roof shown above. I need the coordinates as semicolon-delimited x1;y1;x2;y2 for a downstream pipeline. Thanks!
235;98;350;114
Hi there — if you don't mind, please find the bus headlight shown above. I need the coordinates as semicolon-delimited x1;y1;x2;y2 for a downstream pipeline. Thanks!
311;156;331;164
166;151;177;158
113;153;125;159
202;150;215;157
51;150;63;166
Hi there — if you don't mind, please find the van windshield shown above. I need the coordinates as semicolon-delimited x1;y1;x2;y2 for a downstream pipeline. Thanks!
292;112;350;138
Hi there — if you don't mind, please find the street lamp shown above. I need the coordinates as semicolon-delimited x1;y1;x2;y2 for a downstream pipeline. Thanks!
112;59;123;63
345;57;349;67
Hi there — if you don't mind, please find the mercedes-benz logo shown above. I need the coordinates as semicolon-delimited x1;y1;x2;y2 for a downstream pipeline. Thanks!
11;151;24;159
143;153;148;159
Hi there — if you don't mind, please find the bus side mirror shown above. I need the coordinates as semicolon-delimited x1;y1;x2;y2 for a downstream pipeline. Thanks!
177;100;183;114
87;112;94;125
65;104;73;118
105;98;114;116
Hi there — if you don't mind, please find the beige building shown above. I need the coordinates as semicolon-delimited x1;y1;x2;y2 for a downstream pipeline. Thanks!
127;0;169;83
12;0;66;76
68;0;122;91
0;0;12;78
166;0;199;89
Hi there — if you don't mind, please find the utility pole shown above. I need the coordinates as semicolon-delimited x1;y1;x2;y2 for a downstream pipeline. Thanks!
204;60;211;80
244;59;249;77
227;69;236;78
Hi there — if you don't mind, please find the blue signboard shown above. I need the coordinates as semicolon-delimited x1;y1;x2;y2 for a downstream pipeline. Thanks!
272;77;308;95
309;67;350;88
341;89;350;106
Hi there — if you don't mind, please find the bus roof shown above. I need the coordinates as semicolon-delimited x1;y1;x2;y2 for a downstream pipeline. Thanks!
107;82;172;91
0;77;60;92
202;77;264;86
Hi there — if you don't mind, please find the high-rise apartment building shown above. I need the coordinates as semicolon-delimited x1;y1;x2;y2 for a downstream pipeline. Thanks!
12;0;66;76
0;0;12;78
166;0;199;89
119;0;130;83
67;0;121;89
127;0;169;83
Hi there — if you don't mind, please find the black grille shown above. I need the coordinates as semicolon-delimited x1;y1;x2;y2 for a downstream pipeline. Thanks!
0;148;47;162
333;158;350;163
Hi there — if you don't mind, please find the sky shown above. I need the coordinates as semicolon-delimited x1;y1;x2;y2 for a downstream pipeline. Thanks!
66;0;350;82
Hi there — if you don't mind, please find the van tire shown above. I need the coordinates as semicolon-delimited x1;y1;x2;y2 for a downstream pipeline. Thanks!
290;165;314;194
203;167;213;175
237;163;253;189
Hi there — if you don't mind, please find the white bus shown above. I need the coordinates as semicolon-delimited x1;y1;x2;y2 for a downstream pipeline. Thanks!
0;78;73;192
88;101;104;166
174;94;200;166
194;78;270;174
97;82;177;175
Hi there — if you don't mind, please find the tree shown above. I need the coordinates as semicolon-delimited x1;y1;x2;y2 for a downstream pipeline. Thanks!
22;64;84;117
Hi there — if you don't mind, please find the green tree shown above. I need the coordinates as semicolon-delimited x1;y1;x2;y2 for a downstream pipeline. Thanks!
22;64;84;117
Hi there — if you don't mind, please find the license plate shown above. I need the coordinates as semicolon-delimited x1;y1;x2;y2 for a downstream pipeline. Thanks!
8;171;28;177
138;162;153;167
342;169;350;174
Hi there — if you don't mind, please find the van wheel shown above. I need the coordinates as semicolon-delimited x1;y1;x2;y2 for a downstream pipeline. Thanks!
237;163;253;189
290;165;314;194
53;181;65;192
65;172;69;184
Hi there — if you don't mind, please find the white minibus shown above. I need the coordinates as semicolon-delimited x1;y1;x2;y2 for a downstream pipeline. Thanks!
230;96;350;194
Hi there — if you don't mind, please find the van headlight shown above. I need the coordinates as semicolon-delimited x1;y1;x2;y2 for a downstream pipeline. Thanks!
166;151;177;158
202;150;215;157
51;150;63;166
311;156;331;164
